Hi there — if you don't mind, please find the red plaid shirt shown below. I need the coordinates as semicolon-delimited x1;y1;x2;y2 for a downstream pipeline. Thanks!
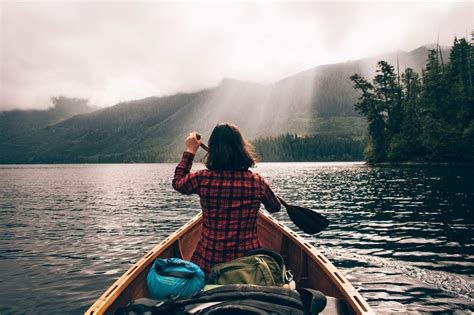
172;152;281;274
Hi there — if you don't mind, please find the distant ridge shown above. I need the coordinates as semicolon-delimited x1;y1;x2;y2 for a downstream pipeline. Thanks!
0;97;97;143
0;44;450;163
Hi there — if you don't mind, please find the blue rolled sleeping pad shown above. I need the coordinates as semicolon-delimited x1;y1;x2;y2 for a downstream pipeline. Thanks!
147;258;205;299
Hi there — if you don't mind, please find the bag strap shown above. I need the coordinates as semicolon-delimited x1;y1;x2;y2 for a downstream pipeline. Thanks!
296;288;327;315
155;261;196;279
115;299;171;315
246;248;286;285
155;269;196;279
198;299;304;315
255;256;277;286
246;248;285;270
116;286;327;315
174;284;304;309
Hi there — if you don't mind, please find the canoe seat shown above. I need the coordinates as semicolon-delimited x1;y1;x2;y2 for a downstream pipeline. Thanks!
320;296;350;314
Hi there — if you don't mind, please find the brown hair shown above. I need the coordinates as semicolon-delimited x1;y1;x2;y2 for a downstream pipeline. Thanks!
204;123;257;171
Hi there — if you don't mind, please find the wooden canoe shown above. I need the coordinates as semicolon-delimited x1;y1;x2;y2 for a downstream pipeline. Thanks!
85;211;374;314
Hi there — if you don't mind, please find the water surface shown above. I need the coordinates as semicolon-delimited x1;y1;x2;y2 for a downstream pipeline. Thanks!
0;163;472;314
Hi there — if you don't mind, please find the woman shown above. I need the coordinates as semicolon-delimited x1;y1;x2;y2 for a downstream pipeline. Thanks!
172;123;281;275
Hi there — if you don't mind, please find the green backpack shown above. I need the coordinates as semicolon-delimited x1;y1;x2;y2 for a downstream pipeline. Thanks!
207;248;286;286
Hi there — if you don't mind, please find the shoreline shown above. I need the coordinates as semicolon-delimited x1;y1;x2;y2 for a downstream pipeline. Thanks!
1;160;473;166
368;161;474;166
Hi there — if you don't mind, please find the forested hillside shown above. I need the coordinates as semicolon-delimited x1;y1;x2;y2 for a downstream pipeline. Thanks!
0;97;96;142
0;45;447;163
253;134;366;162
351;38;473;163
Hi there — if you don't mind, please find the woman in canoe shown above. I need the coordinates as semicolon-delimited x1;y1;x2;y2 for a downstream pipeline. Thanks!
172;123;281;274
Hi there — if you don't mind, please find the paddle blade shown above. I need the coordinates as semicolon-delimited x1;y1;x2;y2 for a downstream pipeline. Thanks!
285;204;329;235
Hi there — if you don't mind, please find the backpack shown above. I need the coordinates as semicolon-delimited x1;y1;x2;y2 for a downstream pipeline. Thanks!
147;258;205;299
207;249;286;286
115;284;328;315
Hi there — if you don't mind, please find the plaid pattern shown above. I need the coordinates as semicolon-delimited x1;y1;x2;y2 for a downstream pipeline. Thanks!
172;152;281;274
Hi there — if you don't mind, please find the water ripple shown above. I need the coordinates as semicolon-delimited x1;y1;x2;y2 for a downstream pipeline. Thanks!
0;163;473;314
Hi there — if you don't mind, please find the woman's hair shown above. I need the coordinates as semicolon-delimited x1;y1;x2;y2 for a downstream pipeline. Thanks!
204;123;257;171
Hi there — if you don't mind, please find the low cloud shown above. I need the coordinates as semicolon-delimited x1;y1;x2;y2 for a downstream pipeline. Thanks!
0;1;471;110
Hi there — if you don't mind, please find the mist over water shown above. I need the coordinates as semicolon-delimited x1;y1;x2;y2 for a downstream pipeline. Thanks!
0;163;472;314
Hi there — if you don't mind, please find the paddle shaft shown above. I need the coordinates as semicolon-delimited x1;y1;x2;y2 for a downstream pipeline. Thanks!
194;133;329;234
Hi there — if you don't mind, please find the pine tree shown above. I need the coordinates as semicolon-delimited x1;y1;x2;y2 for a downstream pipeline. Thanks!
351;38;474;162
373;61;403;137
388;68;423;160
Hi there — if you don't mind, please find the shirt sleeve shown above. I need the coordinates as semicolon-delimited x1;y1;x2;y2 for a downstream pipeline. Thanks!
172;152;199;195
261;177;281;213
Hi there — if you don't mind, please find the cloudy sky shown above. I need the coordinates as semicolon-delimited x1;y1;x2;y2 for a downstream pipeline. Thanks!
0;0;472;110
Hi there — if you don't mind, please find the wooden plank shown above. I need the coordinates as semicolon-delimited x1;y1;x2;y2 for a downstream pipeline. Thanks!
257;211;374;315
86;211;374;315
85;214;202;315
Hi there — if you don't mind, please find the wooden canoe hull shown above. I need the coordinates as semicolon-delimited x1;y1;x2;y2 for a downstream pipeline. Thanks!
85;211;374;315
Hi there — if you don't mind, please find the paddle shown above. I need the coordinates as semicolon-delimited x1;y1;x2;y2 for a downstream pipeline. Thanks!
195;134;329;234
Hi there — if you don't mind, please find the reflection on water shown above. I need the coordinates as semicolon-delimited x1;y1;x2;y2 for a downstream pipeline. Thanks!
0;163;472;314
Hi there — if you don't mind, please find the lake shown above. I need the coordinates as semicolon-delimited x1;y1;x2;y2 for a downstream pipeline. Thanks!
0;163;472;314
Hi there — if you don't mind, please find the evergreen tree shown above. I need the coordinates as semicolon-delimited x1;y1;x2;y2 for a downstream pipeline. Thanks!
252;134;365;162
447;38;473;127
389;68;423;160
421;45;464;160
350;63;397;162
351;38;474;163
373;61;403;137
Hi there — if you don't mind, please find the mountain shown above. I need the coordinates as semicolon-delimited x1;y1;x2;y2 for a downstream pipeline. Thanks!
0;45;450;163
0;97;97;142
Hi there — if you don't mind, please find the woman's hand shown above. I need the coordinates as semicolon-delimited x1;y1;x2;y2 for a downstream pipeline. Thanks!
185;132;202;154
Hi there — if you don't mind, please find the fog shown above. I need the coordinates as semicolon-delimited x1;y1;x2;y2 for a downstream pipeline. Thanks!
0;1;471;110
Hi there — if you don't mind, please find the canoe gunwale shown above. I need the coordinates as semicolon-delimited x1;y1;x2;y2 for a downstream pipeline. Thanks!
85;211;374;315
258;211;374;315
85;213;203;315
